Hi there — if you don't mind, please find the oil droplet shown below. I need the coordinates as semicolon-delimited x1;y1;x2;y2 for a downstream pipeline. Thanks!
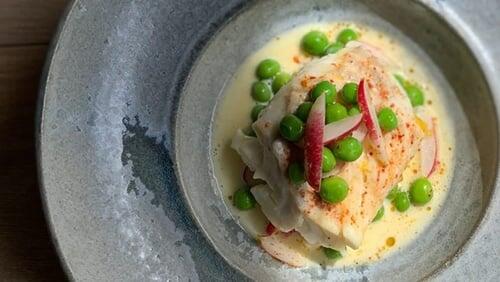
386;237;396;247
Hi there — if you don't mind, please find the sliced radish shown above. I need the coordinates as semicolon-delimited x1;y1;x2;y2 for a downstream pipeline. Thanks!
323;114;363;144
420;134;438;177
260;231;311;267
415;109;438;177
357;79;388;164
351;124;368;142
304;94;326;190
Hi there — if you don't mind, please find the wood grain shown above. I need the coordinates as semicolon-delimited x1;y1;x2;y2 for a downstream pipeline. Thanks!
0;45;67;281
0;0;68;46
0;0;68;280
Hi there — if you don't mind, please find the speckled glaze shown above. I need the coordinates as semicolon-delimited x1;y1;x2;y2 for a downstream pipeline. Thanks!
37;0;499;281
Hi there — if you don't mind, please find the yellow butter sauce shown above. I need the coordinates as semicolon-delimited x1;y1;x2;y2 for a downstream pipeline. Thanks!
212;22;454;267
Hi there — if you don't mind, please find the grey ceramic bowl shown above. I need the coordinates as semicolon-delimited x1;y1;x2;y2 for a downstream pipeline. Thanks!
38;0;500;281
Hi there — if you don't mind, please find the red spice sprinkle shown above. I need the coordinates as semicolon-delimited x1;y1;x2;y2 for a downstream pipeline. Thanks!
293;55;300;64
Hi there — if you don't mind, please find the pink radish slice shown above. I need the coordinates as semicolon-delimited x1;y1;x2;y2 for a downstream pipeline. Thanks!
420;134;438;177
304;94;326;190
416;110;438;177
323;113;363;144
260;231;310;267
351;124;368;142
357;79;389;164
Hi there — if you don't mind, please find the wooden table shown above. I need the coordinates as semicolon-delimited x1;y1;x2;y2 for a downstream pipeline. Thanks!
0;1;68;280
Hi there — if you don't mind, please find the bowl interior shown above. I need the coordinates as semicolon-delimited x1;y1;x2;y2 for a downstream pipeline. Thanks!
176;0;495;281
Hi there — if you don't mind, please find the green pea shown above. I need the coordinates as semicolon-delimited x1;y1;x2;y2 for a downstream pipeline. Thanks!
394;74;407;87
333;137;363;162
311;81;336;104
302;31;329;56
323;247;342;260
386;186;400;200
272;72;292;93
342;82;358;104
320;176;349;204
394;75;425;107
373;206;384;222
410;177;433;205
288;162;305;185
251;104;266;121
337;28;358;45
251;81;272;102
233;187;256;210
279;114;304;142
393;191;410;212
323;42;344;55
295;102;313;122
405;84;425;107
322;147;336;173
377;107;398;131
326;103;348;124
256;59;280;79
348;105;360;116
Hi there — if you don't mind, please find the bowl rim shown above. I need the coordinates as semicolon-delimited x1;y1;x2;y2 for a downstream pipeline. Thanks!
36;0;78;280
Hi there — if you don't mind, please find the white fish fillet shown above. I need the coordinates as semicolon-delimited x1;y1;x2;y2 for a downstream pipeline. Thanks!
231;131;301;231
